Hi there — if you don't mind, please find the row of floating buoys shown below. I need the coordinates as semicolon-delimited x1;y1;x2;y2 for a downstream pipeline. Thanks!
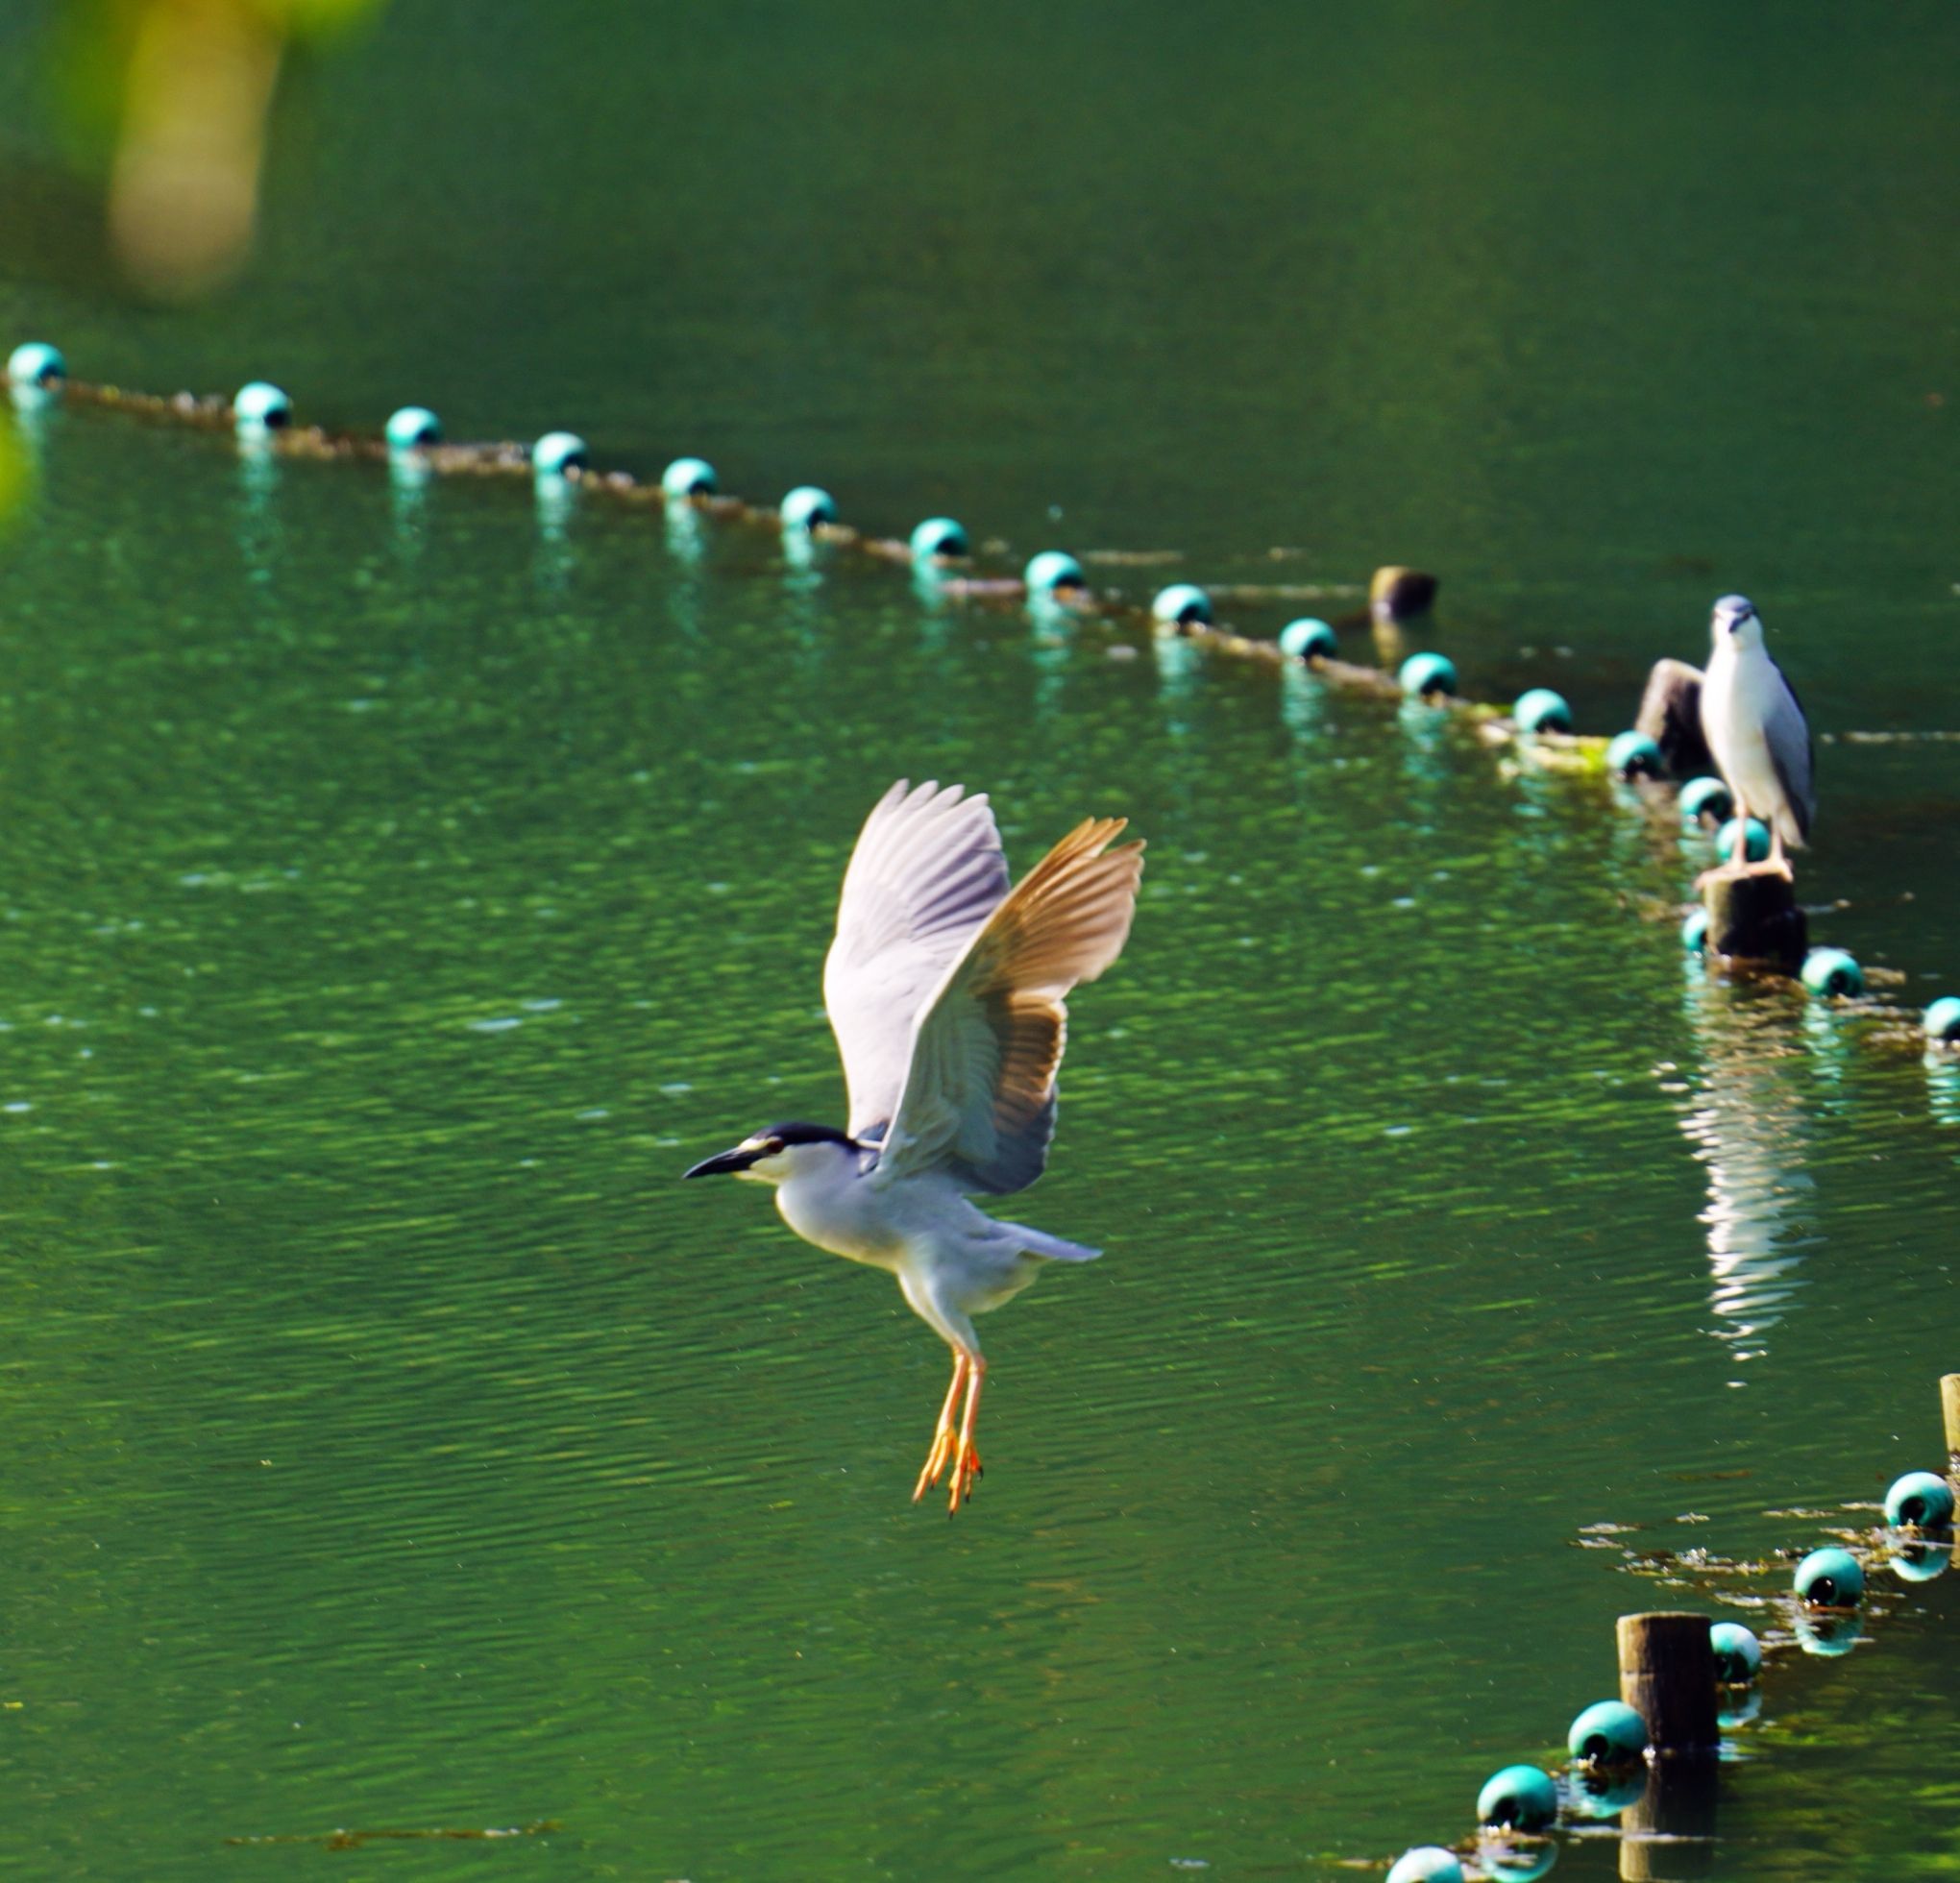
11;336;1958;1038
1389;1447;1955;1879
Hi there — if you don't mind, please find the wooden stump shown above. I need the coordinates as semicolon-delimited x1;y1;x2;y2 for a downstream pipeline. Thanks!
1635;659;1713;778
1618;1612;1718;1757
1369;565;1438;622
1703;870;1807;972
1619;1757;1718;1881
1943;1373;1960;1460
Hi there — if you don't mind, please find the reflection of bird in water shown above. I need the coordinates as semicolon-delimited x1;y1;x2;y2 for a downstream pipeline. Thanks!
685;781;1144;1512
1699;595;1815;882
1676;986;1819;1370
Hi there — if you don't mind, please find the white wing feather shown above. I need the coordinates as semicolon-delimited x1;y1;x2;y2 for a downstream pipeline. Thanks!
874;816;1144;1195
823;781;1011;1140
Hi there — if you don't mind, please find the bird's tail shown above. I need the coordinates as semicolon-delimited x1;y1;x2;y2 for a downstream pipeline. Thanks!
1004;1222;1102;1262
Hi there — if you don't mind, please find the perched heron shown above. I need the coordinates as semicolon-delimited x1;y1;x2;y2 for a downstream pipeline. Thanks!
684;780;1144;1512
1699;594;1814;881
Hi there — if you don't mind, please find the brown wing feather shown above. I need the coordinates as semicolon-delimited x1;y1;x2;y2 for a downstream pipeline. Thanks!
877;817;1144;1193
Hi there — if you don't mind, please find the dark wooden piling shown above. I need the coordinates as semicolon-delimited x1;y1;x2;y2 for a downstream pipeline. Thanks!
1702;871;1807;971
1635;659;1713;777
1619;1757;1718;1882
1617;1612;1718;1758
1370;566;1438;622
1944;1373;1960;1460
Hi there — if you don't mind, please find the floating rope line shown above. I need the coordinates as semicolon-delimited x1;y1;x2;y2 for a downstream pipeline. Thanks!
8;344;1957;1045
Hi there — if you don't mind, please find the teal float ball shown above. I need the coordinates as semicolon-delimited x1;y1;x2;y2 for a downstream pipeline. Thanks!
1569;1766;1646;1819
910;516;968;560
1399;651;1458;698
233;381;291;432
1386;1849;1464;1883
1566;1700;1648;1767
532;431;588;476
1024;550;1086;594
1794;1546;1864;1607
1708;1622;1762;1683
1884;1470;1956;1529
780;485;837;530
1607;730;1665;779
1800;947;1863;998
1151;583;1213;626
662;456;717;498
1715;816;1770;865
8;341;66;386
1477;1764;1557;1833
1475;1837;1558;1883
1279;617;1337;660
384;405;441;450
1923;996;1960;1043
1680;908;1709;953
1678;775;1733;826
1514;688;1574;734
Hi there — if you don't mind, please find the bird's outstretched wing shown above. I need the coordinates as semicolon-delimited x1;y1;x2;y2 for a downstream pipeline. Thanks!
824;781;1012;1141
873;816;1144;1195
1765;659;1816;844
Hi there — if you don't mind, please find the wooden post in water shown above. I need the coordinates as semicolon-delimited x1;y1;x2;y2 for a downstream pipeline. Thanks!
1943;1373;1960;1460
1618;1612;1718;1758
1703;870;1806;972
1618;1613;1718;1882
1635;658;1713;778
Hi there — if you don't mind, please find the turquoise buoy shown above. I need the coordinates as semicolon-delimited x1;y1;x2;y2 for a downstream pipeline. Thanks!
384;405;441;451
780;485;837;530
1794;1546;1864;1607
1279;617;1337;660
1151;583;1213;626
1801;947;1863;998
1514;688;1573;734
1889;1540;1949;1584
1607;730;1665;780
1923;996;1960;1043
1680;907;1709;953
1477;1764;1557;1832
1399;651;1457;698
1718;1687;1763;1730
1024;550;1086;594
1566;1700;1648;1767
662;455;717;498
1678;776;1733;826
1714;816;1770;865
1708;1621;1762;1684
910;516;968;560
233;381;291;432
8;341;66;387
532;431;588;476
1386;1849;1464;1883
1884;1470;1956;1529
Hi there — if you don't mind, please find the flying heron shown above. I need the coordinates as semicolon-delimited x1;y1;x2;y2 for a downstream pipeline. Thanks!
684;780;1145;1512
1699;594;1814;882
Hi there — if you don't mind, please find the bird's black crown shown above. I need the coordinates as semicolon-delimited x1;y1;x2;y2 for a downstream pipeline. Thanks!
760;1120;858;1148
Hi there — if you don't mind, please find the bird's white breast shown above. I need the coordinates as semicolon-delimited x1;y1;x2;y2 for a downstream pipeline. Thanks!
1703;643;1785;810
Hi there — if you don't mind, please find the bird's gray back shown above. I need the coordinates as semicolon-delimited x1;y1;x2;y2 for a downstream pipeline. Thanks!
1763;657;1816;840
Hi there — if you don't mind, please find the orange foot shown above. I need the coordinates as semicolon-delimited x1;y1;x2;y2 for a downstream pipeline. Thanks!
913;1425;956;1503
946;1435;983;1514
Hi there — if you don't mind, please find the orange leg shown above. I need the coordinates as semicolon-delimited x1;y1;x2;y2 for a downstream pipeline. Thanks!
912;1352;968;1502
946;1357;988;1514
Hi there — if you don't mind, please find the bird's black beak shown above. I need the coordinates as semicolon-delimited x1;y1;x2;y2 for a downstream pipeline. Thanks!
683;1143;759;1180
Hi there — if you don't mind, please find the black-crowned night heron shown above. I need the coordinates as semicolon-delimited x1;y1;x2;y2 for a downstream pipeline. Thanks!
685;780;1144;1513
1699;595;1815;881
